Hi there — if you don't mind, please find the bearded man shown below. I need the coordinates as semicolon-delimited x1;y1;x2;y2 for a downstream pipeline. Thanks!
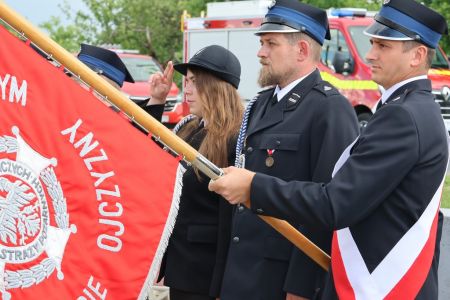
217;1;359;299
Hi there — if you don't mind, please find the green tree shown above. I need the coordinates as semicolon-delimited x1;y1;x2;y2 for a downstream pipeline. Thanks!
40;1;97;52
39;0;220;61
303;0;380;10
426;0;450;53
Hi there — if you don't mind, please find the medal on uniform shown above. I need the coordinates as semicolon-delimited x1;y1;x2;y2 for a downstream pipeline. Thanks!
265;149;275;167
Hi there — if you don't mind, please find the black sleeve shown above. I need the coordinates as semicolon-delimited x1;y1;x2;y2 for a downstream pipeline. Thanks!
284;94;359;297
250;104;419;230
308;94;359;183
132;102;165;134
138;102;165;121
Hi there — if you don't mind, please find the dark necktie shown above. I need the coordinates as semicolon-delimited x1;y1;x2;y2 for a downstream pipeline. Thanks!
261;93;279;119
271;93;278;105
376;99;383;111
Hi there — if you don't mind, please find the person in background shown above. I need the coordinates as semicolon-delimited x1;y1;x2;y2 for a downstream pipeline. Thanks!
214;0;359;299
151;45;244;300
76;43;167;121
209;0;448;299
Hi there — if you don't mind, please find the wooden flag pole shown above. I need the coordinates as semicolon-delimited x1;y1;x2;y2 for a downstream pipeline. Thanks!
0;2;330;271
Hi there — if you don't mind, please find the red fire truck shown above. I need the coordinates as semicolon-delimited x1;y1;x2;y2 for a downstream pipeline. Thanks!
182;2;450;129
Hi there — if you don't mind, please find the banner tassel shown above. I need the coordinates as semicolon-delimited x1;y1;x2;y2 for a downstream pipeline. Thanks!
139;162;186;300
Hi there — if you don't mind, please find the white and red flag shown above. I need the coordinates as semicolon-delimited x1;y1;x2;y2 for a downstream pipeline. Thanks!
0;24;181;299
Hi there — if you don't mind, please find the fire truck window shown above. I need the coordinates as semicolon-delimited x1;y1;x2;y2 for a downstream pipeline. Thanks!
120;57;161;82
348;26;371;62
321;29;350;71
432;47;449;69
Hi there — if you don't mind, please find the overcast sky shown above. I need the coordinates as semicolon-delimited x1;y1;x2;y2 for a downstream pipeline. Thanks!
3;0;88;26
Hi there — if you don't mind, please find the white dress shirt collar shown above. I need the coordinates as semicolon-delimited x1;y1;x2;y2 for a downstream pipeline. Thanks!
273;69;315;102
380;75;428;105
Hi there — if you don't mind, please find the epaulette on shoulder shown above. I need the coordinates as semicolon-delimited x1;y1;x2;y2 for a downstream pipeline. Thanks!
313;81;340;96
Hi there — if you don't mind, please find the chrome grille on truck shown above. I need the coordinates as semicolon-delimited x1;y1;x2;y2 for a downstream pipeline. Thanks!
433;90;450;120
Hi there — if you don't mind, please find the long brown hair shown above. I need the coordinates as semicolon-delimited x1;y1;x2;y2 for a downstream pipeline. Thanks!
178;67;244;173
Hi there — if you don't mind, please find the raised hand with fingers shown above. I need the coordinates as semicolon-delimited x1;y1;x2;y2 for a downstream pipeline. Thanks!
149;61;174;105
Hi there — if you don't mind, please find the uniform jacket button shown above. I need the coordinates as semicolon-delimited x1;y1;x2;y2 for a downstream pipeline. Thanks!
238;205;244;212
233;236;240;243
256;208;264;214
247;146;253;153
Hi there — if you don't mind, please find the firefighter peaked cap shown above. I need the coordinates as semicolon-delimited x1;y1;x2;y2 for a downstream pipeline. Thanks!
364;0;448;49
255;0;331;45
174;45;241;89
77;44;134;87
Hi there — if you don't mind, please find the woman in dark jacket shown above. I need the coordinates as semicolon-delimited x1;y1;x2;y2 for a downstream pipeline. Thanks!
150;45;244;300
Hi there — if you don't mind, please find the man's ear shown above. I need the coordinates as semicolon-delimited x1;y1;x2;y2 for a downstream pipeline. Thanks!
411;45;428;68
298;39;310;61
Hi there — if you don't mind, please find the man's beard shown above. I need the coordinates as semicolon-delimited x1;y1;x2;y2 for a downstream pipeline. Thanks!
258;65;280;87
257;63;294;88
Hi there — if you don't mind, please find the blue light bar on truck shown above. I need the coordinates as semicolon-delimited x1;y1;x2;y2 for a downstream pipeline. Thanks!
330;8;367;18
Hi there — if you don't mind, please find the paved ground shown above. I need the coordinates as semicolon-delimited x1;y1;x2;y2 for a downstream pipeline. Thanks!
439;208;450;300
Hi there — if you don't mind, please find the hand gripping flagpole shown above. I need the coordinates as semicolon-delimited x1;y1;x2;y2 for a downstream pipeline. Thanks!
0;2;330;271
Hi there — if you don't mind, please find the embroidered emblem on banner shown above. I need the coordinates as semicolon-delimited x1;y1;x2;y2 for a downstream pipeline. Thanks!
0;126;76;300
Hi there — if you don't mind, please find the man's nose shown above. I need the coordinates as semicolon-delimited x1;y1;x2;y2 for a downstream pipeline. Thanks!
257;46;267;58
365;46;376;62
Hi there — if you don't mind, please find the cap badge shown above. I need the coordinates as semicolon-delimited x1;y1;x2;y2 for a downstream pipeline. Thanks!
383;0;390;4
324;86;332;91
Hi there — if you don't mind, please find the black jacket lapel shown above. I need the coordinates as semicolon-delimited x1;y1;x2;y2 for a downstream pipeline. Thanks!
246;69;322;136
246;89;274;135
385;79;432;105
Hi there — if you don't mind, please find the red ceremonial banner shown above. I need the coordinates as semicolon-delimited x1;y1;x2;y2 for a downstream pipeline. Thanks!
0;25;180;299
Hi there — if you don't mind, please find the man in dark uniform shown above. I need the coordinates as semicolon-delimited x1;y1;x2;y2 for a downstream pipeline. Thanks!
217;1;359;299
210;0;448;299
76;44;168;121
